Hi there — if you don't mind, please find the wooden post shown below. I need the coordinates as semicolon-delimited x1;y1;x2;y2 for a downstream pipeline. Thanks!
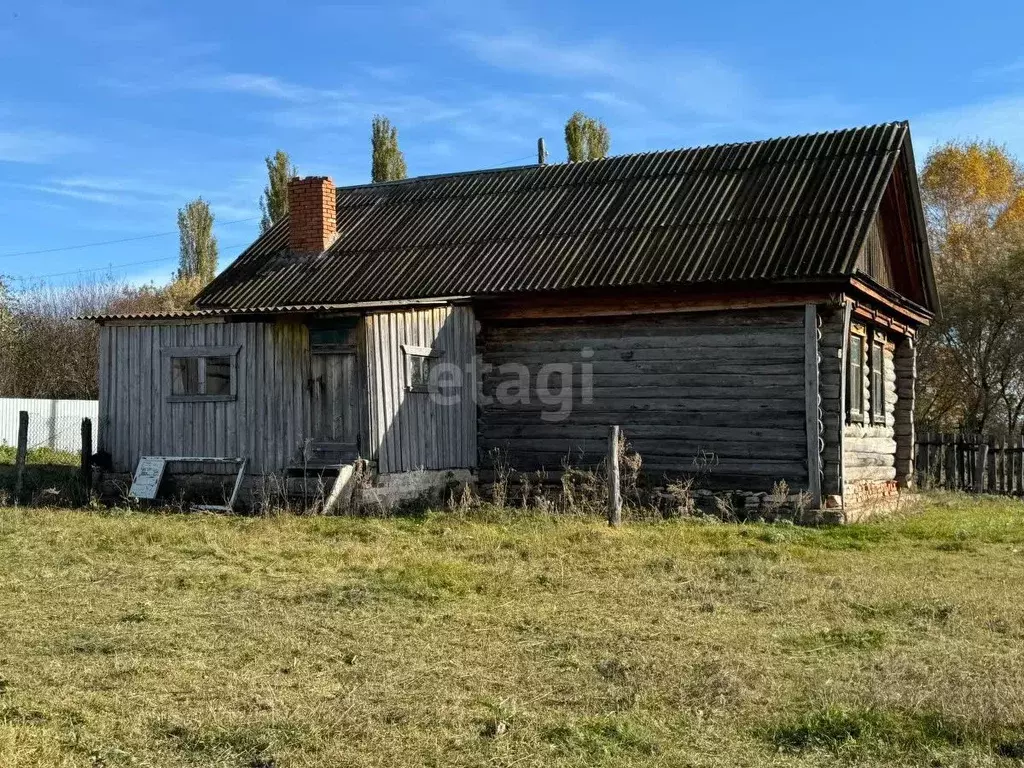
988;435;997;495
13;410;28;502
975;436;988;494
80;418;93;494
1018;435;1024;495
607;425;621;527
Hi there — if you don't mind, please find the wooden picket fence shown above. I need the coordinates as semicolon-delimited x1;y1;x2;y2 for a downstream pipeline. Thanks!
915;432;1024;495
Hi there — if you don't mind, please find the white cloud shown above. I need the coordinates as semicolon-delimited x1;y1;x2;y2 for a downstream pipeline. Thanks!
0;129;87;163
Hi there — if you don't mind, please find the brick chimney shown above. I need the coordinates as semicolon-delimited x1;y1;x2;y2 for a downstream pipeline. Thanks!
287;176;337;253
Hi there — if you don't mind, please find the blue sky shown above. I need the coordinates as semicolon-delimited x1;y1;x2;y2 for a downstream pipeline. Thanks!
2;0;1024;288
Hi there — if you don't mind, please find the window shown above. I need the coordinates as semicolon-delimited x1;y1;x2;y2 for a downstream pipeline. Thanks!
309;319;358;354
848;333;864;420
164;346;240;401
403;344;441;393
871;338;885;425
847;328;888;426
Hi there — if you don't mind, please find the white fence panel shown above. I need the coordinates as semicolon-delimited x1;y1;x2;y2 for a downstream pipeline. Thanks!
0;398;98;453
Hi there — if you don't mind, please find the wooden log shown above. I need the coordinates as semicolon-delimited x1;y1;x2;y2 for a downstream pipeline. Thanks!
13;411;28;503
607;425;621;527
81;418;93;495
804;304;821;509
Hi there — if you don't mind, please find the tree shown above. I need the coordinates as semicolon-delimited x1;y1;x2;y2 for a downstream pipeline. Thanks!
259;150;296;233
177;198;218;285
917;140;1024;435
371;115;407;183
564;111;610;162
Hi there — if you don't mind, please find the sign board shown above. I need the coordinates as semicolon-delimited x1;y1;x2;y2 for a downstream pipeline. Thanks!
129;456;167;499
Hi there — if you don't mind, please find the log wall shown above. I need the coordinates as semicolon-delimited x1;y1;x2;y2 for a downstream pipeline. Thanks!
843;334;898;486
477;308;810;491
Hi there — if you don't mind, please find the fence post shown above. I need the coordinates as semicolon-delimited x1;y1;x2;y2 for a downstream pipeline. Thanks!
1019;436;1024;495
80;418;93;495
607;425;621;527
13;410;28;502
987;436;997;495
975;436;987;494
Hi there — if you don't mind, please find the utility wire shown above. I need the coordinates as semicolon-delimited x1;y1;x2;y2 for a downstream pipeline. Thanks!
0;216;259;259
8;243;250;281
492;153;538;168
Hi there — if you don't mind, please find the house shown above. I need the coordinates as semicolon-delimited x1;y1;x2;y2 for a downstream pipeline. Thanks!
90;121;937;518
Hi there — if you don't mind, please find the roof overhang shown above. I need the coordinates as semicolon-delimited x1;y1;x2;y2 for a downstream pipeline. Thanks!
86;296;471;325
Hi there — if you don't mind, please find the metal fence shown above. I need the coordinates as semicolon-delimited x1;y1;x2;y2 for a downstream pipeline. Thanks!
915;432;1024;495
0;398;98;454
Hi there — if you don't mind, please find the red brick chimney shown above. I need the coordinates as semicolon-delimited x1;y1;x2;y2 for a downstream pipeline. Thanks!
287;176;337;253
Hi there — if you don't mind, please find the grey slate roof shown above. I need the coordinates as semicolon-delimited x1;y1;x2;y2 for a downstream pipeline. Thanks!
195;121;925;310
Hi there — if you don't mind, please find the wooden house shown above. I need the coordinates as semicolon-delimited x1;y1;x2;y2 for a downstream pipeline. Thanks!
91;122;937;517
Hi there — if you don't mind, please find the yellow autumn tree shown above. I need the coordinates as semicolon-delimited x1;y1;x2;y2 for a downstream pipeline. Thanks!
917;140;1024;434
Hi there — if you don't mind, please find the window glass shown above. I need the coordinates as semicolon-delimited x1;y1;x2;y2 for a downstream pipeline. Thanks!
849;335;864;417
171;357;201;395
871;340;885;424
206;357;232;396
409;355;432;390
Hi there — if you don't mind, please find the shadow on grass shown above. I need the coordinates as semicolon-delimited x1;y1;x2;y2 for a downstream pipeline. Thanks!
766;705;1024;760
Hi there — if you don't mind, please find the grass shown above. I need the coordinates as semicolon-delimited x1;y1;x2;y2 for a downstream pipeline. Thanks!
1;493;1023;766
0;446;80;467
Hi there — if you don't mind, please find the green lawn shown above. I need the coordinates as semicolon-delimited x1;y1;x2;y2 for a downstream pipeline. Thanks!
1;496;1023;767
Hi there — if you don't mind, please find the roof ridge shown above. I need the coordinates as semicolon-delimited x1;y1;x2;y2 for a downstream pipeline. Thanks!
332;121;908;194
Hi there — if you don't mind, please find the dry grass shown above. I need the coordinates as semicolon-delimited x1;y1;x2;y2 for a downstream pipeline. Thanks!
1;494;1024;766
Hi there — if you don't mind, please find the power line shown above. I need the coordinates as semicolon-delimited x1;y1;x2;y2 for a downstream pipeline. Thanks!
493;153;538;168
7;243;251;282
0;216;260;259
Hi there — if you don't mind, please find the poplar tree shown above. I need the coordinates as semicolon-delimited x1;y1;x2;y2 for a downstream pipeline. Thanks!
564;111;611;162
177;198;218;285
259;150;296;233
371;115;408;182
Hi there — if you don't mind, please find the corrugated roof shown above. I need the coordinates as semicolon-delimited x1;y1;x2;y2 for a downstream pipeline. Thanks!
195;122;919;309
86;297;467;322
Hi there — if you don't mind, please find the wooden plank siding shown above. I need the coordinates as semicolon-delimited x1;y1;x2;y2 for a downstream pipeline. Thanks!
98;320;311;475
362;305;477;474
477;308;810;491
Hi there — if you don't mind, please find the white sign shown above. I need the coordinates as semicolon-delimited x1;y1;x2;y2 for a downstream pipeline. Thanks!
130;456;167;499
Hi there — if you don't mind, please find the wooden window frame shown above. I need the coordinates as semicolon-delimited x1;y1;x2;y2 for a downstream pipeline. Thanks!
402;344;442;394
847;330;866;424
870;334;886;426
162;345;240;403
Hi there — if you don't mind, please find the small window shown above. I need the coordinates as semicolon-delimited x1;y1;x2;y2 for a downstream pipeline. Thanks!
164;346;240;401
848;334;864;421
403;344;441;393
871;338;885;425
309;318;358;354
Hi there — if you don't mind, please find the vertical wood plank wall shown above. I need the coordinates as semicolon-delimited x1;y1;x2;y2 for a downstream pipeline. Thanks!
98;320;311;474
477;308;810;491
363;305;477;474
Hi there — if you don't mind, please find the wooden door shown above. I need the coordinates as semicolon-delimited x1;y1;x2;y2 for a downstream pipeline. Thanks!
310;352;359;449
